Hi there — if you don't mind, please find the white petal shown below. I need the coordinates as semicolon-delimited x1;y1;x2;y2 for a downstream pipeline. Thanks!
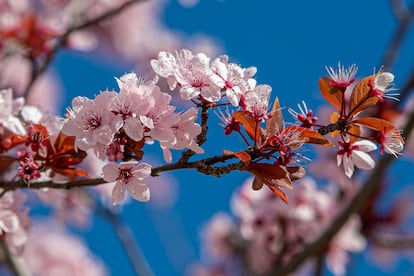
354;140;377;152
343;156;355;178
139;116;154;129
180;86;200;100
0;210;19;233
128;180;150;202
102;163;119;182
162;148;172;163
337;154;343;166
3;116;26;135
124;117;144;141
352;151;375;170
133;163;152;178
112;182;126;205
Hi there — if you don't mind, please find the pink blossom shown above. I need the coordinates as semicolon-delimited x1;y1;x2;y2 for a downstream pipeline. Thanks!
102;161;151;205
242;84;272;122
288;101;318;128
369;72;398;102
0;191;31;256
19;224;107;276
62;91;121;151
337;139;377;178
326;63;358;89
139;85;180;144
160;108;203;163
376;128;404;157
151;49;223;102
210;55;256;106
326;215;367;275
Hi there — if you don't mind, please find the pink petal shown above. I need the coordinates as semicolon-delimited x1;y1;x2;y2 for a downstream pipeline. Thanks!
102;163;119;182
352;151;375;170
128;180;150;202
112;182;126;205
0;210;19;233
133;163;152;178
124;117;144;141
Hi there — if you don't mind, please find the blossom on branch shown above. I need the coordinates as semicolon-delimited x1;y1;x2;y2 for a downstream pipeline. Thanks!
336;139;377;178
102;161;151;205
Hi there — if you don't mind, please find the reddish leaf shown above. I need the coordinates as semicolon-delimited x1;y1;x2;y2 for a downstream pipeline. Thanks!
265;97;283;138
247;162;292;190
0;156;16;175
296;127;333;146
0;134;26;151
235;151;251;163
268;185;289;204
348;75;378;117
53;167;89;178
233;110;261;143
318;77;343;112
353;117;400;133
347;123;361;143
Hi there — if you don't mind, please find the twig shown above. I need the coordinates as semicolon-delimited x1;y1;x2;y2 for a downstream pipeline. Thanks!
380;1;414;70
390;0;410;21
22;0;145;99
0;151;242;190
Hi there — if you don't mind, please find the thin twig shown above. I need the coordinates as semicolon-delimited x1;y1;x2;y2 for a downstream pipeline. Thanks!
390;0;410;21
380;1;414;70
0;151;242;190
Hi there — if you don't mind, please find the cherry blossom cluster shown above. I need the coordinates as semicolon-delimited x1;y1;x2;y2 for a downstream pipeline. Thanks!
319;64;404;178
193;177;366;276
62;73;203;204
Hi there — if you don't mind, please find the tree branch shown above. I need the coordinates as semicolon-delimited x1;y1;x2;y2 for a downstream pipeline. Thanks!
0;151;243;190
380;1;414;70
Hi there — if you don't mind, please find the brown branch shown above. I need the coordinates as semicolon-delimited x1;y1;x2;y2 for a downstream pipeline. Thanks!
0;151;244;190
266;108;414;276
22;0;145;99
380;1;414;70
390;0;410;21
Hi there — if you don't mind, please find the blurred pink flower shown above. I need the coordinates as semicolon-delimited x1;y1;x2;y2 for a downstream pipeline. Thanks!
20;223;107;276
0;191;31;255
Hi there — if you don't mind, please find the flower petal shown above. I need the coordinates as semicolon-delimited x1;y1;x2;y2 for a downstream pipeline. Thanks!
112;182;126;205
352;150;375;170
128;180;150;202
102;163;119;182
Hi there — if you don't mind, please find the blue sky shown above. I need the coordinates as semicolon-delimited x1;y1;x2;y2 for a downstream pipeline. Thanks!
51;0;414;275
